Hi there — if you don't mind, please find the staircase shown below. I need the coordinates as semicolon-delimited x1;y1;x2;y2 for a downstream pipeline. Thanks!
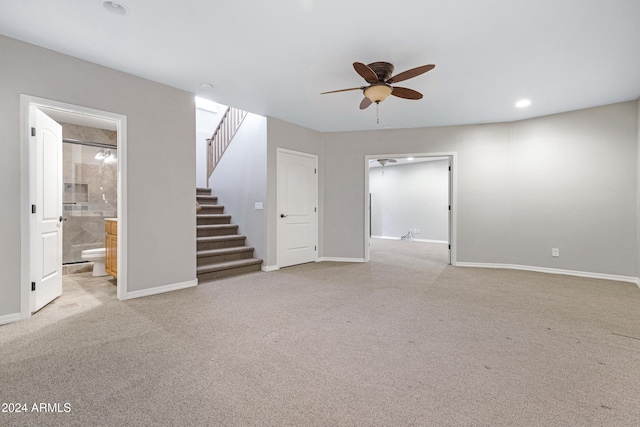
207;106;247;180
196;188;263;282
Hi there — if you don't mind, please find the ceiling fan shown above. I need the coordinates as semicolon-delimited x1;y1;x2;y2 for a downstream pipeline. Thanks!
376;158;397;175
376;158;397;166
321;62;435;110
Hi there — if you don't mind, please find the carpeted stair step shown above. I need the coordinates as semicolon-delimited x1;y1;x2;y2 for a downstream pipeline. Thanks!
196;214;232;226
195;189;262;282
196;195;218;205
197;246;256;266
197;224;238;237
197;258;263;282
197;235;248;251
198;204;225;215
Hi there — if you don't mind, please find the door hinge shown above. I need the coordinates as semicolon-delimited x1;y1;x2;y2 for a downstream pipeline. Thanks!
314;168;317;174
448;245;451;250
448;166;451;171
31;127;36;137
315;246;317;251
448;205;451;211
31;282;36;291
32;204;36;214
314;207;317;212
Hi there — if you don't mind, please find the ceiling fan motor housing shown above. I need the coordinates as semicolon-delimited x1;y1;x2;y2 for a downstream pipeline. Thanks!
367;62;394;82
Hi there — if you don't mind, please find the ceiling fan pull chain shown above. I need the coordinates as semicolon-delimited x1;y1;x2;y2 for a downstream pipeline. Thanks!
376;101;380;124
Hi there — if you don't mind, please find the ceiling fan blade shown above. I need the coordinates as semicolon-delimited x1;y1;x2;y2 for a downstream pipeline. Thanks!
359;97;373;110
353;62;379;83
391;87;423;100
320;87;364;95
387;64;435;84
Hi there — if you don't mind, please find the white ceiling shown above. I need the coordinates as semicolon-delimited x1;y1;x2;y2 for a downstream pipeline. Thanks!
2;0;639;132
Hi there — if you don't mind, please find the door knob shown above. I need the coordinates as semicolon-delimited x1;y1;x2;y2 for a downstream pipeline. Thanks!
280;214;287;218
59;216;67;222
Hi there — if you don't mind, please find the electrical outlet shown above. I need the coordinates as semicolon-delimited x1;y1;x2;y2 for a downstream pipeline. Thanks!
552;248;559;257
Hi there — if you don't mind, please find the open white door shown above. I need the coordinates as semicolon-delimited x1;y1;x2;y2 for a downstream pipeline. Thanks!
31;108;63;312
277;149;318;268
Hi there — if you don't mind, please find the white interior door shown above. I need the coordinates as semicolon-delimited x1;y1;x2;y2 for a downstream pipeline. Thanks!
32;108;63;312
277;149;317;268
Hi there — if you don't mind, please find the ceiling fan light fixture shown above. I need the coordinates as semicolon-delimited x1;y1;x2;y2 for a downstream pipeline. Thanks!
364;84;392;103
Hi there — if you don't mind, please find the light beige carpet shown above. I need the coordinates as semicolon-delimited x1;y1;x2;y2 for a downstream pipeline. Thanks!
1;239;639;426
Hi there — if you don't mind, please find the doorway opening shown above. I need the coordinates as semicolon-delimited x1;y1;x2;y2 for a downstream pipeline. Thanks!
59;123;118;268
364;153;457;265
20;95;128;319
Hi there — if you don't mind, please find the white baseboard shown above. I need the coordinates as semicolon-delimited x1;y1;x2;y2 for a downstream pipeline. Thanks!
456;262;640;287
413;238;448;244
318;257;366;263
124;279;198;300
0;312;22;326
262;265;279;272
371;236;448;244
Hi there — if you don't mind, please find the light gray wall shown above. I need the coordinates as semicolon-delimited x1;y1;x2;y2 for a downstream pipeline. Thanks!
195;108;223;188
0;35;196;318
637;97;640;277
266;117;323;267
196;128;210;188
508;103;637;275
323;124;512;260
370;160;449;241
209;113;267;261
323;101;638;277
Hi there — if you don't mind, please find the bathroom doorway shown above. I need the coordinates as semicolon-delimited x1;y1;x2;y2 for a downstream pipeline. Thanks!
61;130;118;267
21;95;128;319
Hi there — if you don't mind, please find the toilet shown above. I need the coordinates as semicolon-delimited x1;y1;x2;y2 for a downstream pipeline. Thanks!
80;248;108;276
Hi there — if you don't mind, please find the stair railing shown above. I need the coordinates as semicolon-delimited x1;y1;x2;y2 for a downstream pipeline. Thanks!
207;106;248;182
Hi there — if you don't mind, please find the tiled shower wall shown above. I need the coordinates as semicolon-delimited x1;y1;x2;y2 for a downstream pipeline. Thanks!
62;123;117;264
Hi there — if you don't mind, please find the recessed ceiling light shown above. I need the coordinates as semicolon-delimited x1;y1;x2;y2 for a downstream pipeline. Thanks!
200;83;214;89
515;99;531;108
102;1;129;16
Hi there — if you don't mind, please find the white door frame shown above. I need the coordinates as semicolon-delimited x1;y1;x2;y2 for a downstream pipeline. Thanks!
276;148;319;268
20;95;128;319
363;152;457;265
